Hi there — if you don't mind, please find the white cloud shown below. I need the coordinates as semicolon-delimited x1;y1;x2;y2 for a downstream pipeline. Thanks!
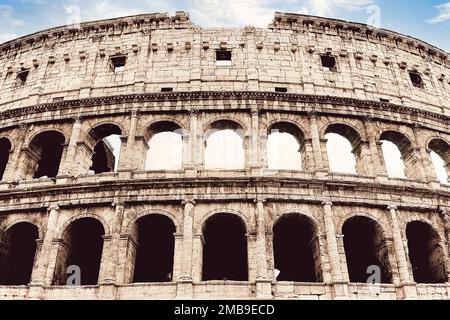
82;0;142;21
308;0;374;17
190;0;276;27
428;2;450;24
0;5;25;27
0;33;18;44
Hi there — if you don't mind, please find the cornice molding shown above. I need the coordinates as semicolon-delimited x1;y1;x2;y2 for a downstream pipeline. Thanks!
0;91;447;124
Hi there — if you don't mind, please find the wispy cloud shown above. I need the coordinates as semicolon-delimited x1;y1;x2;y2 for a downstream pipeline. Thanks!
428;2;450;24
0;33;18;43
0;5;25;27
307;0;374;17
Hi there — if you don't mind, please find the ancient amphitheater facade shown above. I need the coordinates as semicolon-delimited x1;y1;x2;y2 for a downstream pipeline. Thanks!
0;11;449;300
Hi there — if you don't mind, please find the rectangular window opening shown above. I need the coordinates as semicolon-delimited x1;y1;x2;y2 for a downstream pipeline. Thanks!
110;55;127;73
161;87;173;92
216;50;232;66
275;87;288;93
380;98;390;103
17;69;30;84
409;72;424;88
320;55;337;71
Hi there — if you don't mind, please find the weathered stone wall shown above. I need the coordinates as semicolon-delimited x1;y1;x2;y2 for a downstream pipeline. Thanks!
0;12;449;300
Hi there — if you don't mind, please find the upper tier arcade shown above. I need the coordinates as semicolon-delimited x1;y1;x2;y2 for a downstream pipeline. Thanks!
0;11;449;116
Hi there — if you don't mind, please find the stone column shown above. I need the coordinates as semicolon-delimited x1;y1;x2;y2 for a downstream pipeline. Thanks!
4;124;29;181
438;208;450;281
364;120;387;178
118;110;139;172
388;205;417;299
322;202;348;298
308;112;325;173
179;199;195;281
249;105;261;171
30;204;59;286
61;117;82;176
187;109;199;172
176;199;195;299
254;199;271;298
103;202;125;284
322;202;343;283
353;140;374;176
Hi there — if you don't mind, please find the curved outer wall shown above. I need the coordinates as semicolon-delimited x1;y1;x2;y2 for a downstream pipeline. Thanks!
0;11;449;299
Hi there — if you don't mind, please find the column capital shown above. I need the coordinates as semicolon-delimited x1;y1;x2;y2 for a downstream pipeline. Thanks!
182;199;196;206
189;108;199;117
250;105;259;116
321;201;333;207
307;110;318;119
47;203;59;212
387;205;398;211
112;201;126;208
131;109;139;117
72;115;83;123
254;198;266;204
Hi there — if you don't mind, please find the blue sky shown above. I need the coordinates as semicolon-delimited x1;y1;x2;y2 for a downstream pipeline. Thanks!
0;0;449;51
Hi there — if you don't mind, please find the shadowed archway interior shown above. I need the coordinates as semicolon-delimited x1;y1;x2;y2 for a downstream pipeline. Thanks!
0;222;39;285
202;213;248;281
132;214;176;283
273;214;322;282
406;221;447;284
343;216;392;283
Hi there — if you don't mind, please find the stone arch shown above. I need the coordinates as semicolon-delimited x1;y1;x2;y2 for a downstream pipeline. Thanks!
324;123;364;174
57;213;110;239
0;221;39;285
266;121;305;170
0;137;12;181
125;209;181;235
144;119;187;140
201;211;248;281
337;212;389;235
405;220;447;283
199;208;249;233
272;212;322;282
131;214;176;283
53;216;106;285
87;123;122;174
144;120;185;170
0;218;43;241
379;130;415;179
271;210;321;233
342;215;393;283
26;130;66;179
87;121;125;140
203;119;246;170
203;117;248;137
428;138;450;184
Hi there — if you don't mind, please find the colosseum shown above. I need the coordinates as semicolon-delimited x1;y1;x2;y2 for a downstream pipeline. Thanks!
0;10;449;300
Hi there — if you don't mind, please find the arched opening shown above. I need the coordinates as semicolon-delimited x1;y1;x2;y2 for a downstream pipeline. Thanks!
428;139;450;184
132;214;176;283
0;138;12;181
88;124;122;174
145;122;183;170
273;214;321;282
53;217;105;285
325;124;360;174
267;122;303;170
202;213;248;281
406;221;447;284
28;131;65;179
204;120;245;170
343;216;392;283
380;131;413;179
0;222;39;285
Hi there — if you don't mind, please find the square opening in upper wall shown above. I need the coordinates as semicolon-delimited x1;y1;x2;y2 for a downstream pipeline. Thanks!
320;55;337;71
110;55;127;73
216;50;232;66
